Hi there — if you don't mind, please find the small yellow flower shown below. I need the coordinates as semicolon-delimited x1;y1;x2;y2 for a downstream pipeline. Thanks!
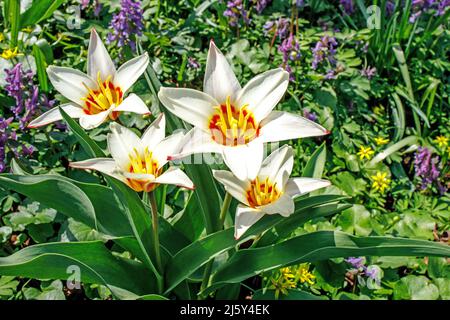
357;146;374;160
21;26;34;33
373;105;384;115
0;33;4;42
1;47;21;60
374;137;389;146
295;264;316;285
371;171;391;193
434;135;449;148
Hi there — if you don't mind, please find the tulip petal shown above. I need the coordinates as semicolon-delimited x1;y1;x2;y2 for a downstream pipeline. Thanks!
152;131;185;168
141;113;166;151
69;158;126;183
114;52;149;93
114;93;150;114
234;204;265;239
204;41;241;103
235;68;289;122
285;178;331;198
168;127;223;161
47;66;95;105
107;122;142;169
259;111;329;143
259;145;294;188
212;170;250;206
79;110;110;130
158;87;217;130
259;193;295;217
222;142;263;181
87;29;116;80
28;104;85;128
153;167;195;190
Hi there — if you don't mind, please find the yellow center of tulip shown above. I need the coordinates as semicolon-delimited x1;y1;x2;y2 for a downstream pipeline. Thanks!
82;73;123;120
246;177;281;207
126;147;162;192
209;96;260;146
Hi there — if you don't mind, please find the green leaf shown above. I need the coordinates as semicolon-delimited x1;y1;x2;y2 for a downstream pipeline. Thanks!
60;107;105;158
393;275;440;300
303;143;327;178
0;276;19;297
205;231;450;294
336;205;372;236
0;241;155;298
368;136;418;167
20;0;65;28
165;195;349;293
0;174;97;230
32;45;49;92
9;0;20;48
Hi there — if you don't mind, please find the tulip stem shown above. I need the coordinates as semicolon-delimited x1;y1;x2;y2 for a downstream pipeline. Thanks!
199;192;232;299
149;192;164;291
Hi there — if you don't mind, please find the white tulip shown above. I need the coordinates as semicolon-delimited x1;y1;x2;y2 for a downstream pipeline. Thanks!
29;29;150;130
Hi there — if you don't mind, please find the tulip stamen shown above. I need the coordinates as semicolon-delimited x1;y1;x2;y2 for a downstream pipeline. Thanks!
209;96;260;146
127;147;162;192
81;72;123;120
246;177;281;207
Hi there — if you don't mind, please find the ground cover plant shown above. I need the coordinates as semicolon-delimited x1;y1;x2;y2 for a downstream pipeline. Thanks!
0;0;449;300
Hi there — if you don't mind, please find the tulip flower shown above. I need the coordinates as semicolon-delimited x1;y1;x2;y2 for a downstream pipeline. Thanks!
213;145;330;239
29;29;150;130
70;114;194;192
158;41;328;180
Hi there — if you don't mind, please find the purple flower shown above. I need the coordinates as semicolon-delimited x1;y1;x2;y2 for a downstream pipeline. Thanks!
4;64;43;129
437;0;450;15
324;69;336;80
107;0;144;52
263;18;290;39
296;0;305;8
361;66;377;79
80;0;102;16
312;35;338;70
340;0;355;15
224;0;250;27
414;147;443;191
0;117;15;172
278;35;301;81
386;1;396;15
187;57;200;69
252;0;272;14
303;109;318;122
346;257;365;269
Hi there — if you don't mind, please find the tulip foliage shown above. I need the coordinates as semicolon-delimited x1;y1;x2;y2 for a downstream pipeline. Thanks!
0;31;449;300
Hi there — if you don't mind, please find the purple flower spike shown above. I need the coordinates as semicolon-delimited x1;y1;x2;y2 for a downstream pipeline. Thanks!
107;0;144;52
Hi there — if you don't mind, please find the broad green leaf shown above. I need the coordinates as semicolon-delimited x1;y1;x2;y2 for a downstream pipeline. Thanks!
164;195;348;293
0;241;155;298
20;0;65;28
205;231;450;294
303;143;327;178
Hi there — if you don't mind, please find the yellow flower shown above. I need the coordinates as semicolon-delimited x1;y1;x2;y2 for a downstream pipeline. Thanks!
0;33;4;42
434;135;449;148
295;264;316;285
373;105;384;115
21;26;34;33
357;146;374;160
374;137;389;146
1;47;21;60
371;171;391;193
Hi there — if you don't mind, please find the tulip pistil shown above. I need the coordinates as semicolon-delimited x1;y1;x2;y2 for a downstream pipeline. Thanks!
209;96;260;146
